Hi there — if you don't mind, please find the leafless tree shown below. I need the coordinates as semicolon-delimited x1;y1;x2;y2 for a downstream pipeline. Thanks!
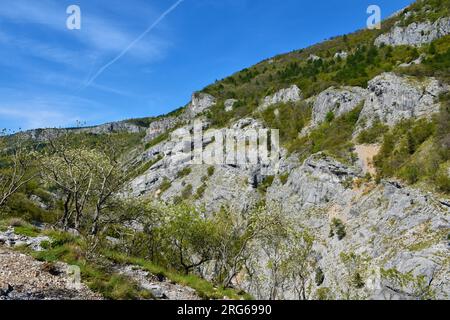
0;133;37;210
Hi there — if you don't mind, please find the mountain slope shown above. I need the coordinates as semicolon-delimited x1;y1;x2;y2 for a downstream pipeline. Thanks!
2;0;449;300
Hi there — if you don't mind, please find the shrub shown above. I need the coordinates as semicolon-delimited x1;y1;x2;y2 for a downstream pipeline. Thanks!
357;120;389;144
207;166;215;177
144;132;169;150
257;176;275;193
329;218;346;240
279;173;289;185
435;166;450;193
159;178;172;194
315;267;325;286
325;111;335;123
194;184;207;200
177;167;192;179
352;272;365;289
290;104;363;163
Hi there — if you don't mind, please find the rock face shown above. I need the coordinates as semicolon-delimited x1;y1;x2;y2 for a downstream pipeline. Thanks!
127;70;449;300
311;86;367;126
241;154;450;300
16;120;146;142
375;17;450;47
334;51;348;59
130;118;267;213
224;99;238;112
77;121;145;135
185;93;216;118
356;73;447;131
144;117;178;142
308;54;321;61
259;85;302;111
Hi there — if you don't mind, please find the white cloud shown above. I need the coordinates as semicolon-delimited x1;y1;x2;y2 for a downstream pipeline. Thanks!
0;91;106;130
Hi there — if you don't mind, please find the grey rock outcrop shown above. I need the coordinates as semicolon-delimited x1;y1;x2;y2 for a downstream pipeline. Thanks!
225;99;238;112
356;73;448;131
15;120;146;142
259;85;302;111
310;86;367;126
308;54;322;61
241;154;450;300
0;227;51;252
334;51;348;59
375;17;450;47
144;117;178;142
185;93;216;118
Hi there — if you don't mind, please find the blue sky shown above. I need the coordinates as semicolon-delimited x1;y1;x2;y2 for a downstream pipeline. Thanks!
0;0;414;132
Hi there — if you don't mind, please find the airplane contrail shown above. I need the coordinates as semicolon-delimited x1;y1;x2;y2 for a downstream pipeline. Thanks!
83;0;184;88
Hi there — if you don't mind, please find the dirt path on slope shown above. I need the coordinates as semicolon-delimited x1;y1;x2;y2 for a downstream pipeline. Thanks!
354;144;381;176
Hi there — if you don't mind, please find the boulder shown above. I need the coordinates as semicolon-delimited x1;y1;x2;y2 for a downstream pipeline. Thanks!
259;85;302;111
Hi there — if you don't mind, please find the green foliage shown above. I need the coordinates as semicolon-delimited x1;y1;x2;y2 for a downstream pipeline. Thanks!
144;132;169;150
14;224;40;237
105;252;251;300
177;167;192;179
194;184;207;200
329;218;346;240
27;232;151;300
325;111;335;123
315;267;325;286
279;173;289;185
398;0;450;26
352;272;365;289
316;287;332;300
357;120;389;144
128;155;163;179
381;268;436;300
372;100;450;194
207;166;215;177
257;176;274;194
159;178;172;194
290;104;363;163
260;102;311;145
124;117;155;128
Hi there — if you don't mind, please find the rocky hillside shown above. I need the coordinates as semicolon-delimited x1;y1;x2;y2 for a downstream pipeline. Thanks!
124;0;450;300
1;0;449;300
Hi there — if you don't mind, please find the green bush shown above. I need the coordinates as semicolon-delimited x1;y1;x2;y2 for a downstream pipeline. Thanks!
159;178;172;194
357;120;389;144
329;218;346;240
257;176;275;193
177;167;192;179
145;132;169;150
325;111;335;123
279;173;290;185
207;166;215;177
290;103;363;163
